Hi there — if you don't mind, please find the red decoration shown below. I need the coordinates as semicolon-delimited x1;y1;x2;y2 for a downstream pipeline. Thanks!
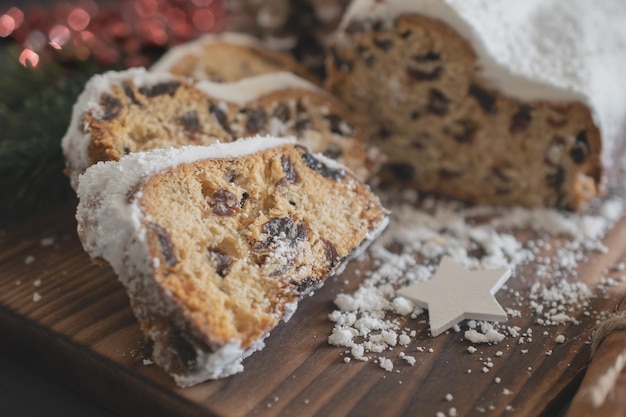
0;0;226;68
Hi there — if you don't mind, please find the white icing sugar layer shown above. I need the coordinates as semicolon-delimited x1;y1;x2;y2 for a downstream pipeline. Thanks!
196;71;322;105
340;0;626;168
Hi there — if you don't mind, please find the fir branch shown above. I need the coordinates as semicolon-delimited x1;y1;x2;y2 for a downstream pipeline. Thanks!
0;46;103;228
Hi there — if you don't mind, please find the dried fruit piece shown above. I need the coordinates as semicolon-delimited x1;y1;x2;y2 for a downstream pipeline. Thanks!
373;37;394;51
388;162;415;181
406;52;442;81
445;120;477;144
245;107;267;134
100;94;122;120
178;110;200;133
291;277;318;295
211;188;239;216
570;130;590;164
323;239;341;268
208;250;232;277
281;155;297;184
123;82;142;106
262;217;307;242
325;114;354;137
469;83;497;113
510;105;532;133
272;102;291;123
138;81;181;97
147;223;177;266
209;103;231;134
300;148;346;180
427;89;450;116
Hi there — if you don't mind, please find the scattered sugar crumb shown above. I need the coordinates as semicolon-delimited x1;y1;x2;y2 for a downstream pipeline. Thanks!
40;237;55;247
32;292;42;302
494;377;501;384
465;328;505;344
402;355;416;366
449;407;458;417
24;255;35;265
445;393;453;401
555;335;566;344
142;358;153;365
326;188;625;381
379;357;393;372
33;279;42;287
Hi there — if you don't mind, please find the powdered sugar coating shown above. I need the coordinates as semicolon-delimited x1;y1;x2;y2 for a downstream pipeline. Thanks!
195;71;322;105
340;0;626;169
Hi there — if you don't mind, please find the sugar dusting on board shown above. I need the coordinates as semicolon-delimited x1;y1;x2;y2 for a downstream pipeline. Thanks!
328;186;626;371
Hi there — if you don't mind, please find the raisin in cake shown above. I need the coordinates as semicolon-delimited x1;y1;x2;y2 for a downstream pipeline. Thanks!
326;0;626;210
62;67;380;189
75;136;388;386
151;32;318;84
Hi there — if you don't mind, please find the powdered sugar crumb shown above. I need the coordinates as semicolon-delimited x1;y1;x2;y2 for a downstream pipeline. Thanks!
328;187;625;373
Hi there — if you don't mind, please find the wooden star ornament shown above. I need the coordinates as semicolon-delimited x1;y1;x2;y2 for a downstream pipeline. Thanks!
397;257;511;337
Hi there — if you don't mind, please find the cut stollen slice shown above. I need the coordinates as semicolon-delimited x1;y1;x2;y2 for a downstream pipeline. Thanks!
62;67;381;190
151;31;319;84
324;0;626;210
75;136;389;387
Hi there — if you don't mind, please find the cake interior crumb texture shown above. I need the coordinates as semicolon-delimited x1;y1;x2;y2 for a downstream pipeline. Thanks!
76;140;387;385
326;7;617;210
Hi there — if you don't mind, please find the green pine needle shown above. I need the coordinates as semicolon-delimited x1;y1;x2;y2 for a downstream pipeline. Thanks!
0;46;104;228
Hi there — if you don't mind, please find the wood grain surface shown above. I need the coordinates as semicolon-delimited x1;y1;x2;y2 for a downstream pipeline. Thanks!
1;199;626;417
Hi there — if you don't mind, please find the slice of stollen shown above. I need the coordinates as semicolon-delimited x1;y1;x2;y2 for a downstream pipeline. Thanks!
151;32;319;84
75;136;388;387
62;68;381;189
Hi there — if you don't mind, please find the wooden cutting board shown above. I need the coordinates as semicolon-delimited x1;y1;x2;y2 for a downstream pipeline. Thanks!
1;199;625;417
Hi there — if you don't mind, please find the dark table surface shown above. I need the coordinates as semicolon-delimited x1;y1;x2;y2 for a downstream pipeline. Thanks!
0;355;117;417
